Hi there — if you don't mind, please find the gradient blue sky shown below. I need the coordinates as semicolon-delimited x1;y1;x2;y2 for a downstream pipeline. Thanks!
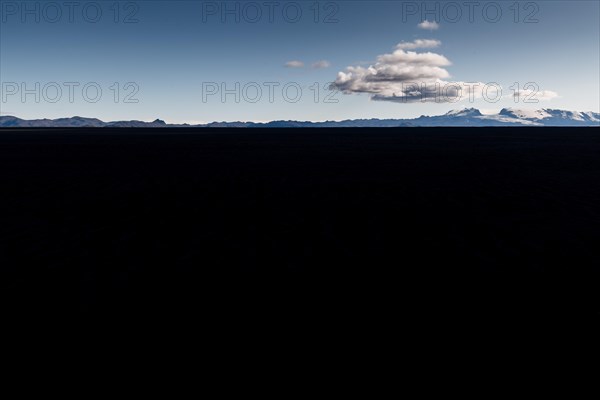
1;0;599;122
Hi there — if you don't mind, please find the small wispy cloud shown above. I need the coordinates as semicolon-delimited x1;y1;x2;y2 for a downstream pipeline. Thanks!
418;20;440;30
284;60;305;68
312;60;331;69
396;39;441;50
513;90;559;101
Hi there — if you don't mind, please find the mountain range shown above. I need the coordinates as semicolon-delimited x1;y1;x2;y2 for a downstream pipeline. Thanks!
1;108;599;128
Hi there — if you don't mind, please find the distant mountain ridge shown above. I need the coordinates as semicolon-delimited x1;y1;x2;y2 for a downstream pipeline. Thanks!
2;109;599;128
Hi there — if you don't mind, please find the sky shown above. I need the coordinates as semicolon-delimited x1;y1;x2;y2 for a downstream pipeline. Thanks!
1;0;599;123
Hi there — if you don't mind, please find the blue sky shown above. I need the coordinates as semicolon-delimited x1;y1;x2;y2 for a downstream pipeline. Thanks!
1;0;599;122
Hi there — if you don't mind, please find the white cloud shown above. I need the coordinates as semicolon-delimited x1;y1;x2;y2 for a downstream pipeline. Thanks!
312;60;331;69
396;39;441;50
513;90;559;101
284;60;304;68
418;20;440;30
331;40;489;104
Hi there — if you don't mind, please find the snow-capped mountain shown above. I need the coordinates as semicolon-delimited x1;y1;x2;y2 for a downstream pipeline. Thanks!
444;108;484;117
1;109;599;128
494;108;600;126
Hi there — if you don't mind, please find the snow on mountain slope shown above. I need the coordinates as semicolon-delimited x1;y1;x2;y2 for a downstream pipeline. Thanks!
496;108;600;124
499;108;552;120
581;112;600;122
444;108;484;117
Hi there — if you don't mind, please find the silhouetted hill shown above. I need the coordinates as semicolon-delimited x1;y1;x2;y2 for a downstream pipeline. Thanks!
2;109;599;128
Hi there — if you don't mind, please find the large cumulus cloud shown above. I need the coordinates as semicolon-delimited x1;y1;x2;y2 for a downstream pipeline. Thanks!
331;40;490;103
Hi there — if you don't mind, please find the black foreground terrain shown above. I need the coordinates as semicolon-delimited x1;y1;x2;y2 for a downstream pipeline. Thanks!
1;127;599;322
